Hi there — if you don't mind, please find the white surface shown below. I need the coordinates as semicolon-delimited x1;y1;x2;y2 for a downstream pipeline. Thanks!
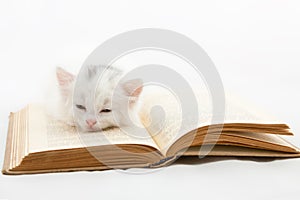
1;0;300;199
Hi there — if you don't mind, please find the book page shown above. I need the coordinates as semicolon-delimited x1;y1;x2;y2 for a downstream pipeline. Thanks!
182;145;300;157
139;86;194;155
139;86;287;155
221;92;283;124
27;104;159;153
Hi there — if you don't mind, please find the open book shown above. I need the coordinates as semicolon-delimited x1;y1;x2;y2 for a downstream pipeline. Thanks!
2;88;300;175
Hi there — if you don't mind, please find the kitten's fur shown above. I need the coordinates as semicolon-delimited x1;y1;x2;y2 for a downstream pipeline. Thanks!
55;65;143;132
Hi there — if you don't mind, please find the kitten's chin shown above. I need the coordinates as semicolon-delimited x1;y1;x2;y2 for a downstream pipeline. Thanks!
84;127;100;132
75;125;98;133
80;126;107;133
79;125;119;133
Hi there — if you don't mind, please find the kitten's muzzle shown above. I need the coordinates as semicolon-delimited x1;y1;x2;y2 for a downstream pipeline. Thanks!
86;119;97;128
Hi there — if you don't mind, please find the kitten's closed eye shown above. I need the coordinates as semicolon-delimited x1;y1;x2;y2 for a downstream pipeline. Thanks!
76;104;86;110
100;109;111;113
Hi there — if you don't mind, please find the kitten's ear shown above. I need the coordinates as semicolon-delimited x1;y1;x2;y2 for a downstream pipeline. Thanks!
121;79;143;98
56;67;75;87
56;67;75;98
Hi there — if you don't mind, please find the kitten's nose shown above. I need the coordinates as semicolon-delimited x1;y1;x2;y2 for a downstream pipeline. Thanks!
86;119;97;127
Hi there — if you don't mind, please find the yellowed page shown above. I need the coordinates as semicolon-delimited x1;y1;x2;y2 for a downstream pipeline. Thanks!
27;104;159;153
139;86;182;155
183;145;300;157
139;86;287;155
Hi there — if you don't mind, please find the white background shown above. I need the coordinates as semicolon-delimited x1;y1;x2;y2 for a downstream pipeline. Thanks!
1;0;300;199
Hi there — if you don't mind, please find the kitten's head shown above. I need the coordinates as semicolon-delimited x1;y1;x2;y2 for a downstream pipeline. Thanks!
56;66;143;132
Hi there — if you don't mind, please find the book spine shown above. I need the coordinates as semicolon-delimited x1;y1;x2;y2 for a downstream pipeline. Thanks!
148;156;178;168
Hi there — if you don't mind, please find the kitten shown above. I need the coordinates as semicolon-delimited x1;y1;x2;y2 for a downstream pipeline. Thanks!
55;65;143;132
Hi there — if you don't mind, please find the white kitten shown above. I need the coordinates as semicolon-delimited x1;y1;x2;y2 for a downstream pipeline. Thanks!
55;65;143;132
